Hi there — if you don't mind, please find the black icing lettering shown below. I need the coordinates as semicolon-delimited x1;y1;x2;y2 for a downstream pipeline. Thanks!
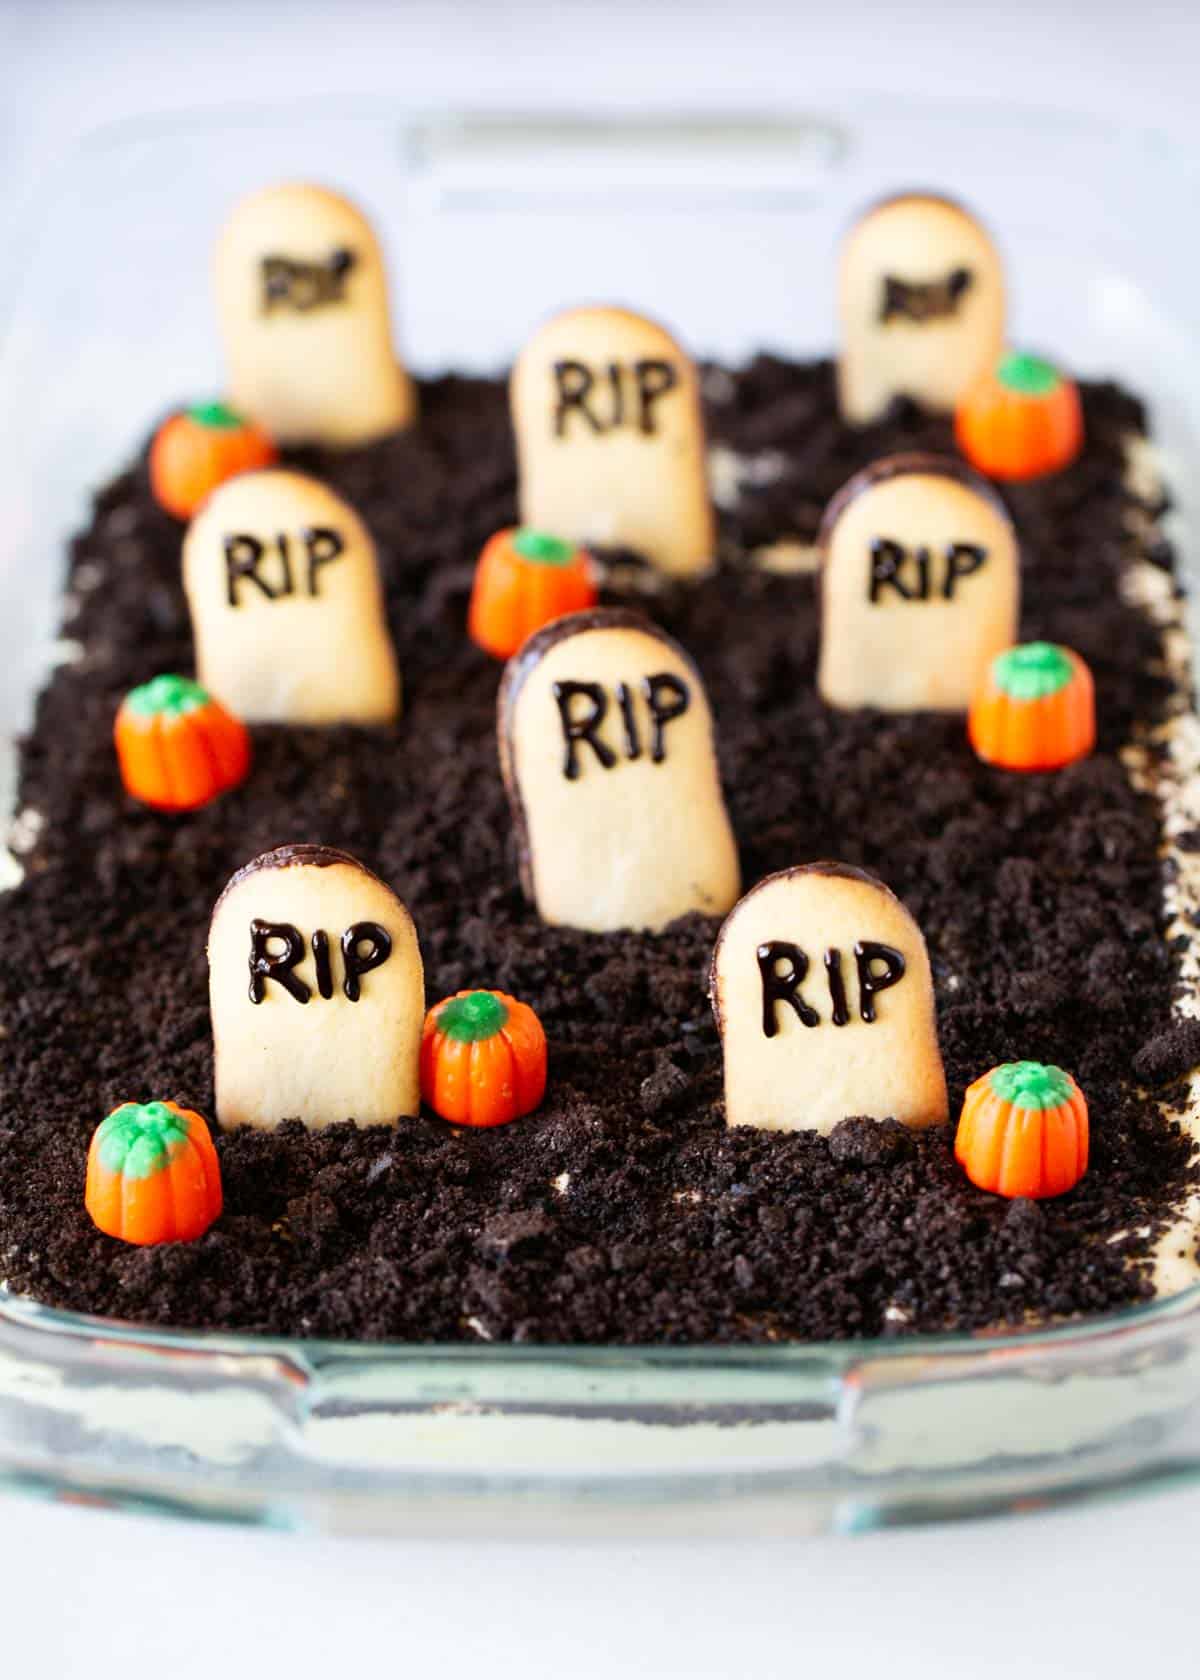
868;538;917;603
942;542;987;599
854;941;907;1023
340;921;392;1002
616;682;641;760
633;359;678;434
260;248;357;315
304;526;345;596
224;533;278;607
643;673;690;763
607;362;625;430
824;948;850;1026
757;942;820;1036
553;360;603;436
552;681;616;779
249;920;311;1005
312;929;334;1000
879;267;974;324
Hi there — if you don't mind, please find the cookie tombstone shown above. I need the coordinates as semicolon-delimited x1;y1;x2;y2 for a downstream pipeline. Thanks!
499;609;739;932
183;469;400;724
818;454;1019;712
838;193;1005;425
209;846;423;1129
215;183;415;446
711;864;947;1135
510;306;715;578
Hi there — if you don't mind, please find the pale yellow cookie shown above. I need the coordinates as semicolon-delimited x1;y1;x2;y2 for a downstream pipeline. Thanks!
838;193;1005;425
499;608;739;932
182;468;400;724
711;863;947;1135
215;182;415;446
209;845;424;1130
510;306;715;578
817;453;1019;712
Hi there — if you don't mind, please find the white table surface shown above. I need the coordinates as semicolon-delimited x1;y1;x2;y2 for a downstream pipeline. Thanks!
4;3;1200;1676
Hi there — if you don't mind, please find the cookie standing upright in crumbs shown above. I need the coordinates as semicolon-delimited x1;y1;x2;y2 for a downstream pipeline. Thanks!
215;182;416;445
183;468;400;725
711;863;948;1136
817;453;1020;712
838;192;1005;425
510;305;715;577
498;608;739;932
208;846;424;1130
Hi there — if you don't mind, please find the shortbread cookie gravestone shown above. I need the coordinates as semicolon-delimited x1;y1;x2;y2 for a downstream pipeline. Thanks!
711;863;947;1135
510;306;715;578
183;468;400;724
209;845;424;1129
838;193;1005;425
499;608;739;932
215;182;416;446
817;453;1019;712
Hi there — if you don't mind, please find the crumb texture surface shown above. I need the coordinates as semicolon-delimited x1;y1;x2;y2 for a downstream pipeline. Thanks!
0;359;1194;1342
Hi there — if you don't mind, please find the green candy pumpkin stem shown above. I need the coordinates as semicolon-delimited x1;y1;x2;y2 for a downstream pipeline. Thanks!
996;352;1060;398
992;642;1074;702
186;400;246;430
511;529;577;566
125;673;211;718
97;1101;192;1179
989;1061;1074;1110
438;989;510;1042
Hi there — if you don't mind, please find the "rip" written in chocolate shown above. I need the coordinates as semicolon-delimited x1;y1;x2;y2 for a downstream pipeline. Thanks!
260;247;357;314
552;358;679;438
868;538;987;602
248;919;392;1005
223;526;345;607
756;940;907;1036
551;672;690;779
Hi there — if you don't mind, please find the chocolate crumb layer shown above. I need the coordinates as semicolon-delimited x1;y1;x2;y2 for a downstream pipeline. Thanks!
0;357;1196;1343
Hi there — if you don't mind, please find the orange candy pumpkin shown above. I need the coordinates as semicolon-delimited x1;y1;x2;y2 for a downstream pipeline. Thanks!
86;1100;223;1245
955;1061;1089;1199
969;641;1095;772
149;401;277;520
115;674;251;812
421;989;548;1128
468;528;597;660
955;351;1083;481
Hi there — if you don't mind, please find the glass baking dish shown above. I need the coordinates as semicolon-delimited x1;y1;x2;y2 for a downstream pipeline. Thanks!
2;95;1200;1537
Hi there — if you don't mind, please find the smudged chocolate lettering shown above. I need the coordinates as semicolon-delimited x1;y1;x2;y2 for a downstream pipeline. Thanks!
553;681;616;780
854;941;907;1022
261;247;357;314
340;921;393;1002
879;268;972;324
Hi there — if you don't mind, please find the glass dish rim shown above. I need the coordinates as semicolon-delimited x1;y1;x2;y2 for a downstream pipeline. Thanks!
2;88;1199;1386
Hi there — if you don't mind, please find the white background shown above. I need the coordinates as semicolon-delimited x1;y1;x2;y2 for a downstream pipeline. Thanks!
5;2;1200;1676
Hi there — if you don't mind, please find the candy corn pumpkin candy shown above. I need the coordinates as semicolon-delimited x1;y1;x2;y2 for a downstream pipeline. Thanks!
420;990;547;1128
115;674;251;811
468;527;597;660
149;401;277;520
86;1100;223;1245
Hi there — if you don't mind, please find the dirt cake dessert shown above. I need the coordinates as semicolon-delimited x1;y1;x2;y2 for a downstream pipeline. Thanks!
0;184;1198;1344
